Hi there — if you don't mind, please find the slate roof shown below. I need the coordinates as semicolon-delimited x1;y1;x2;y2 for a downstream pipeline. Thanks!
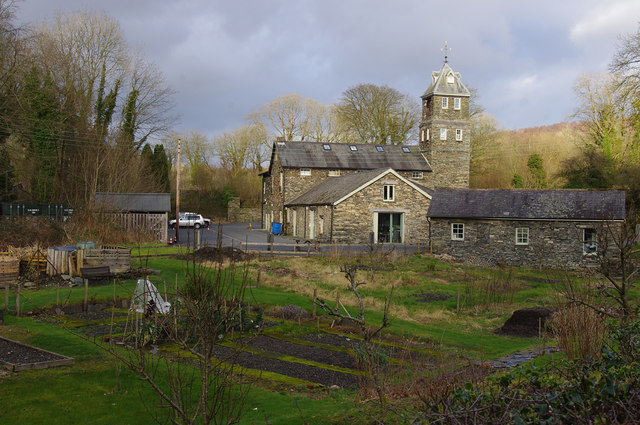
271;141;431;173
422;62;471;98
427;189;626;221
286;168;431;206
95;192;171;213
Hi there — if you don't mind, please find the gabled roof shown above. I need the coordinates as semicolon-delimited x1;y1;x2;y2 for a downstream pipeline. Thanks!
286;168;432;206
95;192;171;213
422;62;471;98
427;189;626;221
269;141;431;173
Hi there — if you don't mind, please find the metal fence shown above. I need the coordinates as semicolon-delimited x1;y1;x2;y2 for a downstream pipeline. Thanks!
0;203;73;220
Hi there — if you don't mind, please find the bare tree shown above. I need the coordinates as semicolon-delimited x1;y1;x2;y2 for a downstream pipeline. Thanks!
335;83;419;145
610;24;640;98
101;250;253;425
214;123;268;176
250;93;311;141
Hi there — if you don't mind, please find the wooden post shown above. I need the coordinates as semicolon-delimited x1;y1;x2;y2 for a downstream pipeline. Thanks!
174;274;178;339
256;270;261;288
313;288;317;318
56;279;60;308
83;278;89;312
4;283;8;310
15;282;20;317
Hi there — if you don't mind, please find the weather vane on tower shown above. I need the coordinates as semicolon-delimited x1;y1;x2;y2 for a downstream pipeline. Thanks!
441;41;451;63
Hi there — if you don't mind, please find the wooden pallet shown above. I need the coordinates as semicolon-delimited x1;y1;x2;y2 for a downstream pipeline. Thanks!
0;255;19;285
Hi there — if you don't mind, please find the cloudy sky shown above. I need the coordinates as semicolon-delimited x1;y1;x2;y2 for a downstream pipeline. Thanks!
14;0;640;137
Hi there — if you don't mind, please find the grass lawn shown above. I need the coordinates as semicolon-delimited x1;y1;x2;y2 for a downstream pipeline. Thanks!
0;251;586;424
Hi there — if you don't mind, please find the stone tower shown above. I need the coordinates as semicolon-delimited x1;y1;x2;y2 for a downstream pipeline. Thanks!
419;61;471;188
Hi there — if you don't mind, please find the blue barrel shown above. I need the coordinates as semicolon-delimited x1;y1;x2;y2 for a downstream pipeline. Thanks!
271;222;282;235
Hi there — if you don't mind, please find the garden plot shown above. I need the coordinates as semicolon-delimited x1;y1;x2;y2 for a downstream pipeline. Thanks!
0;336;74;372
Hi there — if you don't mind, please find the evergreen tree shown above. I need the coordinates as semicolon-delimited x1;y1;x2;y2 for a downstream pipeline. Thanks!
152;144;170;192
527;154;546;189
21;67;61;202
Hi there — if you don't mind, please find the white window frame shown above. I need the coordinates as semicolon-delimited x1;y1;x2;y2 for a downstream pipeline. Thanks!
328;169;340;177
300;168;311;176
421;128;425;142
451;223;464;240
383;185;394;202
454;97;461;110
279;172;283;192
515;227;529;245
440;128;447;140
426;128;430;141
456;129;463;141
412;171;423;179
442;97;449;109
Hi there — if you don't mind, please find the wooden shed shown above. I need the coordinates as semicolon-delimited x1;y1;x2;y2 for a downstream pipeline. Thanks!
95;193;171;243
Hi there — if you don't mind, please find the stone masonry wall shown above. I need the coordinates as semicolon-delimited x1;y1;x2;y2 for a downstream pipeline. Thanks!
331;177;430;244
429;218;611;270
227;198;261;223
419;94;471;189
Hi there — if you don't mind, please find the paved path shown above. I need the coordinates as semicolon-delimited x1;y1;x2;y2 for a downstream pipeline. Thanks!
169;222;427;255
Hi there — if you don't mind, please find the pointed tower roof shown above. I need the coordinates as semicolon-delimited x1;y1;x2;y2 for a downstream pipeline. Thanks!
421;62;470;99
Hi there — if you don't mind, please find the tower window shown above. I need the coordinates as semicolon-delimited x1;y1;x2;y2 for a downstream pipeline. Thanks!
421;129;425;142
446;73;455;84
376;146;385;152
402;147;411;153
300;168;311;176
412;171;423;179
440;128;447;140
426;129;430;140
454;97;461;110
323;144;331;150
456;129;463;141
442;97;448;109
349;145;358;151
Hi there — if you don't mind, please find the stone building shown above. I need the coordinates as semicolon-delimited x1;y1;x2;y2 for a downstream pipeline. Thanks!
418;62;471;189
285;168;432;244
260;141;432;238
427;189;626;269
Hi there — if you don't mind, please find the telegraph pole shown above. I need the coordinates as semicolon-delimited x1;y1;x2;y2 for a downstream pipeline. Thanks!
175;138;181;243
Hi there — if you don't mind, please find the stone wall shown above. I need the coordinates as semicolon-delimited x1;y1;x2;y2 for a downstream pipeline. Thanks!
331;177;430;244
227;198;261;223
419;94;471;189
429;218;615;270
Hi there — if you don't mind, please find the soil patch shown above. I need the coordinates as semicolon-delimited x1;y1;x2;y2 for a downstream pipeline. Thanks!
517;276;565;285
260;266;298;277
496;307;554;337
412;292;452;303
245;335;357;369
0;337;74;371
209;343;358;389
177;247;253;262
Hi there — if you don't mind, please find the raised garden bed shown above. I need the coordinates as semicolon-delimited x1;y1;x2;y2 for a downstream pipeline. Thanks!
0;336;74;372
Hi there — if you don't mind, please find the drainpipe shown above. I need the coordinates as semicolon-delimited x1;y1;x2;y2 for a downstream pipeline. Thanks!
428;217;432;253
330;206;334;243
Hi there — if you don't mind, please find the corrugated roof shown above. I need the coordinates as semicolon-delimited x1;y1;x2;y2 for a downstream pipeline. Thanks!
95;192;171;212
422;62;471;98
427;189;626;220
273;141;431;172
286;168;431;206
